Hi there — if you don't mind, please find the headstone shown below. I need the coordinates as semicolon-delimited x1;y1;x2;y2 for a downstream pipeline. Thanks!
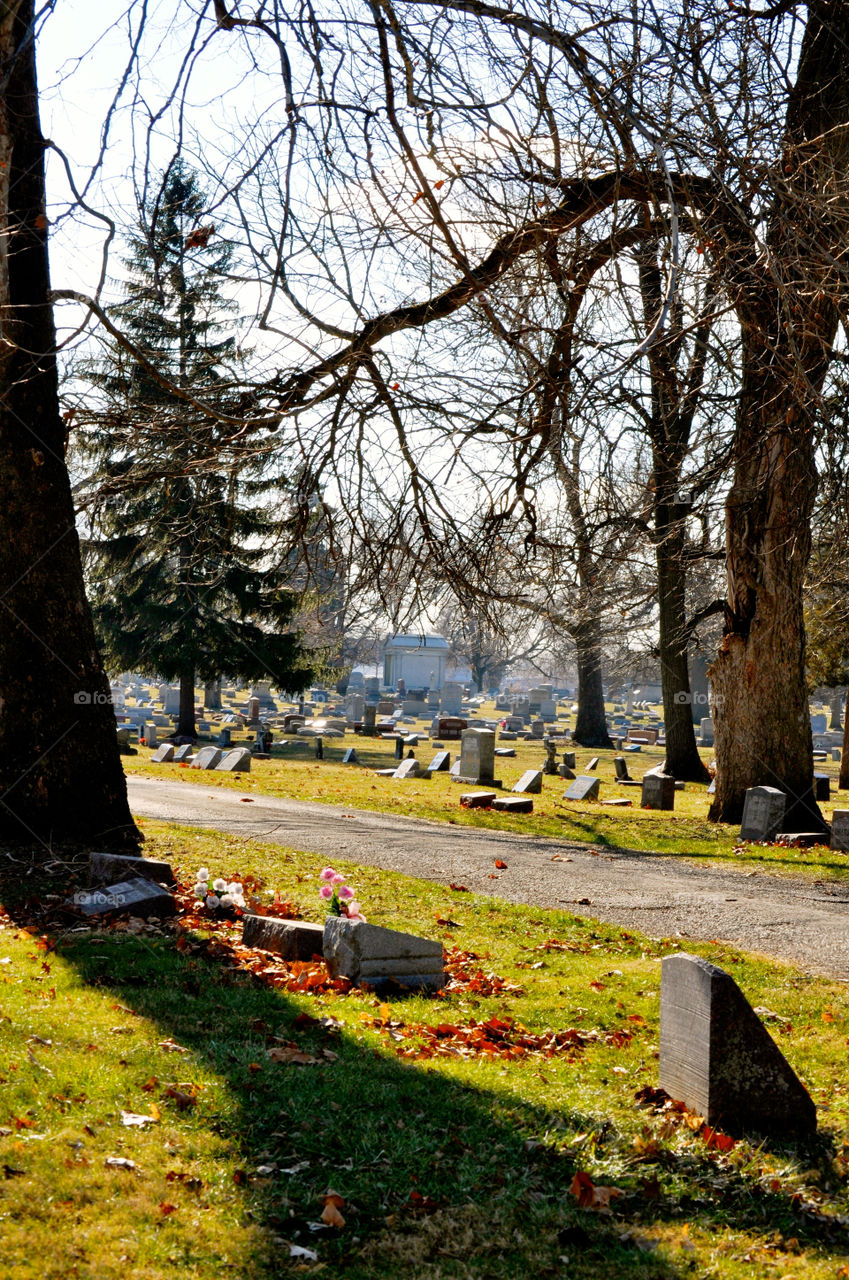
151;744;175;763
831;810;849;851
428;750;451;772
89;851;175;886
558;763;576;780
512;769;542;795
530;719;546;739
345;693;365;724
215;747;252;772
191;746;223;770
342;747;358;764
454;728;499;785
377;699;396;716
832;747;842;762
564;776;600;801
70;877;177;921
699;717;714;747
659;952;816;1137
613;756;631;781
814;772;830;801
144;723;158;748
315;736;324;760
437;716;467;740
217;727;232;748
563;751;576;769
740;786;786;841
173;743;194;762
395;735;405;760
393;757;423;779
810;713;828;735
459;791;497;808
247;696;261;722
492;795;533;814
242;915;325;959
540;698;557;721
641;773;675;811
323;917;443;991
363;705;377;732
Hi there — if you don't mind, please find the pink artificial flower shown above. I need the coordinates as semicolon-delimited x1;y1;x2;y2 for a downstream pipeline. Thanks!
319;884;333;899
331;873;346;885
320;867;336;881
337;885;354;900
346;900;365;920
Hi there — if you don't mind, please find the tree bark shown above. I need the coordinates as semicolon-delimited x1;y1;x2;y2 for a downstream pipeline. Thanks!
572;618;612;747
709;3;849;829
0;2;138;848
178;668;197;739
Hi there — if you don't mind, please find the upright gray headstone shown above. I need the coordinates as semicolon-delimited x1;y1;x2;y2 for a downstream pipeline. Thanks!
512;769;542;794
144;723;158;748
831;809;849;852
89;851;175;887
641;773;675;811
191;746;223;770
564;776;600;801
740;786;785;841
699;717;714;746
454;728;498;785
428;750;451;772
151;744;175;763
173;743;194;762
659;952;816;1136
613;755;631;781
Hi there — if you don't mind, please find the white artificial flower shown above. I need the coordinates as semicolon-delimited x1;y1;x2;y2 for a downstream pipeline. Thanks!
233;894;246;908
219;894;234;908
213;878;227;892
228;881;243;895
197;867;210;880
205;894;218;908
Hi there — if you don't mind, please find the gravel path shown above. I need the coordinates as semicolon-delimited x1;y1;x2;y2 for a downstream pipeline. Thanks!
127;775;849;978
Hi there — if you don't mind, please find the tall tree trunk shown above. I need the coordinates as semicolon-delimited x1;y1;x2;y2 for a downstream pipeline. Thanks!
204;678;221;710
709;334;826;829
0;2;137;848
572;618;612;747
710;3;849;830
656;498;710;782
178;667;196;738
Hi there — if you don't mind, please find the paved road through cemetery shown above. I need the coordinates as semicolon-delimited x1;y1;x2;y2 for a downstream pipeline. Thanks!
127;775;849;979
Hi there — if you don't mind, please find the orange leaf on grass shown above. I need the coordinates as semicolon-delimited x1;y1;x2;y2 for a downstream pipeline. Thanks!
159;1202;178;1216
494;859;508;869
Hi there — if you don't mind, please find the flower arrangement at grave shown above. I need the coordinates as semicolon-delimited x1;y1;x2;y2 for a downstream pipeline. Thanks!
193;867;246;913
319;867;366;921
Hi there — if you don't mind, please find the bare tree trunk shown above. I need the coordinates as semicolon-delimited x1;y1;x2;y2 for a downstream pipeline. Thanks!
572;618;612;747
709;338;825;828
178;667;197;739
0;2;137;848
656;503;710;782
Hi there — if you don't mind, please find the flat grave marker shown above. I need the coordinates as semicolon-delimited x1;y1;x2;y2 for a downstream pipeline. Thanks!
564;776;600;802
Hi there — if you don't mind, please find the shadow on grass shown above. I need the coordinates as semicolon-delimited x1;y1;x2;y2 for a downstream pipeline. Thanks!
2;864;844;1279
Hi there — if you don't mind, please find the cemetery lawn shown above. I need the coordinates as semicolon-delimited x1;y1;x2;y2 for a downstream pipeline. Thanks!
126;736;849;881
1;824;849;1279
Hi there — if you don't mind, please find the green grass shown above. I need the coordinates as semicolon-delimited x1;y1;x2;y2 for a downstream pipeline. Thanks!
125;711;849;880
1;823;849;1277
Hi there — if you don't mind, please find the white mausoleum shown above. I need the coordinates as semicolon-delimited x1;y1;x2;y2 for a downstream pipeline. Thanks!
383;634;450;690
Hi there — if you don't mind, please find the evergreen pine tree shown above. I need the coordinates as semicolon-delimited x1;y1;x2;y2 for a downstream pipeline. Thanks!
77;162;313;737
